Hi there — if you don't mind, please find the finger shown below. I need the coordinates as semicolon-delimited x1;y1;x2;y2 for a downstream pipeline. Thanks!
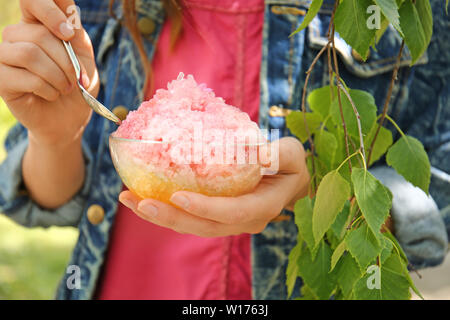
276;137;306;174
0;42;73;95
0;64;60;101
68;29;98;92
137;199;238;237
169;180;283;225
2;23;79;86
78;60;90;89
258;137;305;175
169;138;306;224
119;191;232;237
20;0;76;40
118;190;141;209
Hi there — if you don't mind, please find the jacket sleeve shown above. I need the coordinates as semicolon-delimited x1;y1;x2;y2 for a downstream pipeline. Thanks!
371;166;448;269
0;123;95;227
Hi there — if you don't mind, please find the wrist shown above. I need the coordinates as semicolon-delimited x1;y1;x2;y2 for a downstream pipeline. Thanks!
24;131;85;209
28;129;83;153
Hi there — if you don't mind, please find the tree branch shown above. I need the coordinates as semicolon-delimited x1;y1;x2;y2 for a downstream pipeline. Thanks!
367;41;405;165
329;0;352;173
337;82;366;165
300;42;329;192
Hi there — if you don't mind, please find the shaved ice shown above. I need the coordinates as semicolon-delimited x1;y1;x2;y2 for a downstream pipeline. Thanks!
110;73;265;203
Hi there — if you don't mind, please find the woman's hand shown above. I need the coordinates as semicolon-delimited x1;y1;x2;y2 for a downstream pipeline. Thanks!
0;0;99;148
0;0;99;209
119;137;310;237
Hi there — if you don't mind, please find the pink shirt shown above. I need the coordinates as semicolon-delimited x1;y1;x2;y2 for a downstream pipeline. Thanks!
97;0;264;300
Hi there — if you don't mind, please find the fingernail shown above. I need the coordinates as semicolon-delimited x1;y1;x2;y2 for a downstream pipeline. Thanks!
120;198;134;209
138;202;158;218
59;22;75;38
170;194;190;210
81;74;90;88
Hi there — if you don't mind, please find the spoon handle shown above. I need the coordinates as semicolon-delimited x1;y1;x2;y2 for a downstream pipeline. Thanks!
62;40;81;81
62;40;122;126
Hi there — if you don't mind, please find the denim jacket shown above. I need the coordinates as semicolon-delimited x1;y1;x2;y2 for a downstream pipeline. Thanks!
0;0;448;300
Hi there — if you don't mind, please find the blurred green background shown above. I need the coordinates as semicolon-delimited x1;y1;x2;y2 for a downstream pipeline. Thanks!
0;0;78;300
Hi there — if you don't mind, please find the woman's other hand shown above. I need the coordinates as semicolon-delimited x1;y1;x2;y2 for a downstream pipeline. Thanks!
119;137;310;237
0;0;99;148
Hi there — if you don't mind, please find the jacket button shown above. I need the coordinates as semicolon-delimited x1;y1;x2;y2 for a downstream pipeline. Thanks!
87;204;105;225
269;105;292;117
351;48;370;62
112;105;129;121
137;17;156;35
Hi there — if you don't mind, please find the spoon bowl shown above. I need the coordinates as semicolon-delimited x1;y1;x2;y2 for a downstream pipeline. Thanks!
62;40;121;125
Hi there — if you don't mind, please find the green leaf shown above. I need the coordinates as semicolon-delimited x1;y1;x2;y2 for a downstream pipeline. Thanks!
291;0;324;36
330;201;351;240
306;155;328;188
382;231;408;263
312;170;351;243
326;228;342;249
331;128;349;173
294;197;316;255
330;241;347;272
307;85;337;119
333;288;345;300
297;241;337;300
299;284;318;300
404;264;424;300
364;124;393;166
286;112;322;143
346;223;383;269
330;89;377;141
374;0;403;36
447;0;449;15
384;235;423;299
380;236;394;264
335;253;363;297
286;237;303;298
351;168;393;236
386;135;431;194
399;0;433;64
334;0;377;60
353;253;411;300
315;130;337;170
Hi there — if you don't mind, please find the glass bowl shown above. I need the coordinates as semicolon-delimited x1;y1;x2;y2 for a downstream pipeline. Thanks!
109;134;266;203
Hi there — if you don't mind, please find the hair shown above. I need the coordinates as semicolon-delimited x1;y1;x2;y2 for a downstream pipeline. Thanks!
108;0;183;96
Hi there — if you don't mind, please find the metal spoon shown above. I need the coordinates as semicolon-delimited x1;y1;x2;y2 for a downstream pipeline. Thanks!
62;40;121;125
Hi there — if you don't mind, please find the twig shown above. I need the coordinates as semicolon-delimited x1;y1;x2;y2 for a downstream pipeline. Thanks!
326;2;335;101
301;42;329;192
347;135;364;168
367;41;405;165
329;1;352;173
337;82;366;164
346;207;360;230
384;114;406;137
408;263;423;279
326;45;335;101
